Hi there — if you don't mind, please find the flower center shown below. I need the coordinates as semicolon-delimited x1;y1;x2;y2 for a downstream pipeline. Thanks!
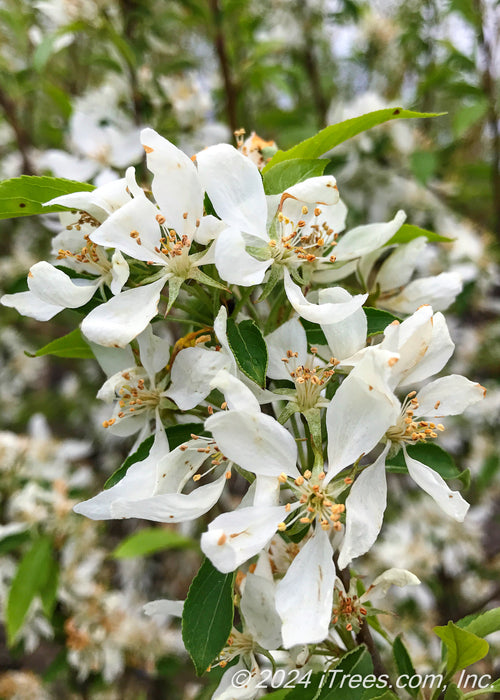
102;372;161;428
218;629;255;668
278;470;345;533
331;588;367;634
385;390;445;446
281;348;337;411
270;205;338;265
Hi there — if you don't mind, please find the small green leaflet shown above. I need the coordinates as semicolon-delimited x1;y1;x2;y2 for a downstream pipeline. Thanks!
112;528;197;559
182;558;235;676
25;328;95;360
434;621;489;675
365;308;401;337
6;536;53;645
226;318;268;387
263;158;328;195
385;223;453;246
263;108;445;171
0;175;94;220
457;606;500;637
393;636;418;698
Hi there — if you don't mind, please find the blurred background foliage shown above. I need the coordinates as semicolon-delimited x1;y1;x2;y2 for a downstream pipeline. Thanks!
1;0;500;698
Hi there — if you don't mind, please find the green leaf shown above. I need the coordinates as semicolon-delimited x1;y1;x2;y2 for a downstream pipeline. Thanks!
317;645;374;700
452;100;488;138
434;621;489;675
365;308;401;337
104;435;155;490
263;109;445;171
40;557;59;618
25;328;94;359
166;423;207;449
6;537;52;645
301;319;328;346
387;443;460;480
0;529;30;555
410;151;438;185
262;690;292;699
385;223;453;246
0;175;94;220
112;528;197;559
263;158;328;195
393;636;418;697
182;558;235;676
443;683;464;700
226;318;268;387
458;607;500;638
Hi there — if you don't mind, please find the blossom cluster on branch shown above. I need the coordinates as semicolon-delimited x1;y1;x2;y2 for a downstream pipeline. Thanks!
1;119;490;698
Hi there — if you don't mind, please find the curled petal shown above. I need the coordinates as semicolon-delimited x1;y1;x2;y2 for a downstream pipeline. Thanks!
206;410;299;478
283;268;367;324
214;227;272;286
166;346;233;410
196;143;268;239
404;446;469;521
334;210;407;261
415;375;485;417
201;505;288;573
1;290;62;321
337;445;390;570
81;277;167;347
28;261;99;308
275;528;335;648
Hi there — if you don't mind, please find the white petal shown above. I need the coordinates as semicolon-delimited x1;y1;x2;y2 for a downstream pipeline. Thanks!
90;197;165;264
376;237;426;292
326;351;400;477
28;261;99;308
319;287;367;360
81;277;166;347
334;210;407;261
89;343;135;377
380;305;434;388
201;505;287;573
283;268;367;324
283;175;339;205
112;473;227;522
398;312;454;388
141;128;203;240
196;143;268;239
240;573;282;649
137;325;171;379
214;227;271;286
205;410;299;478
415;375;485;417
110;250;130;294
386;272;462;314
1;290;63;321
265;317;308;380
210;369;261;413
275;529;335;648
143;599;184;618
45;178;130;220
194;214;226;244
404;446;469;521
166;346;233;410
370;569;420;596
74;424;168;520
337;445;389;570
213;660;260;700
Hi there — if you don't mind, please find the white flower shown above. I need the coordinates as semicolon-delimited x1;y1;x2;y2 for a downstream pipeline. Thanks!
80;130;223;347
324;306;486;567
1;181;131;322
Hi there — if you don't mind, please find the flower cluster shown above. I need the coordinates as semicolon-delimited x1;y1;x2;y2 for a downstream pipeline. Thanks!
2;126;486;697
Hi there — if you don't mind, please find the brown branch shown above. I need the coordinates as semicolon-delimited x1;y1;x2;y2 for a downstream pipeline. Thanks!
209;0;238;134
474;0;500;241
0;85;35;175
